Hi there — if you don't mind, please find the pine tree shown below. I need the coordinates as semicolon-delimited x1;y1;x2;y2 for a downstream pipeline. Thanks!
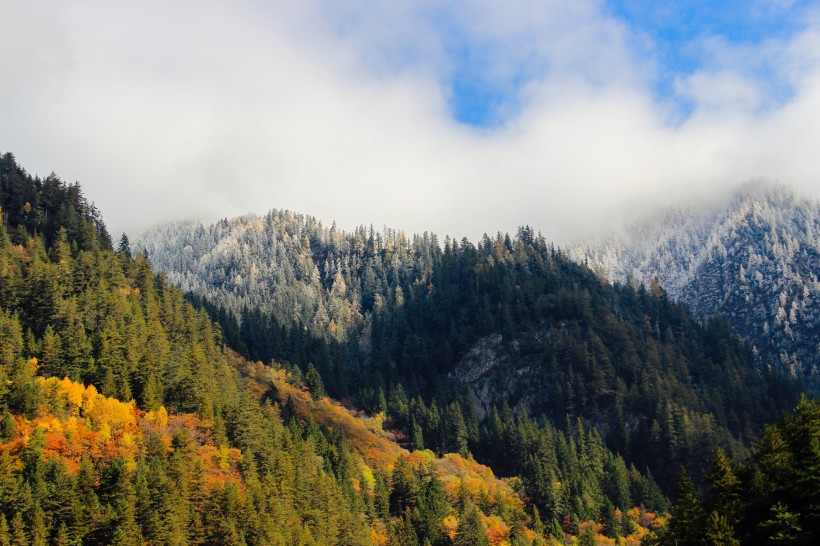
389;456;420;516
664;467;705;545
602;500;621;540
305;364;325;400
550;516;563;540
388;512;419;546
706;448;741;522
703;510;739;546
759;502;802;545
0;407;15;441
531;507;544;537
446;402;469;457
0;514;9;546
9;513;25;546
39;325;61;378
416;462;448;545
53;523;71;546
605;454;632;510
117;233;132;260
410;416;425;451
454;501;490;546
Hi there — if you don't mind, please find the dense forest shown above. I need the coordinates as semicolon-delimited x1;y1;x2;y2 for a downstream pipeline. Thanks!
0;153;674;544
0;152;374;544
138;208;800;492
571;183;820;391
2;151;817;544
653;396;819;545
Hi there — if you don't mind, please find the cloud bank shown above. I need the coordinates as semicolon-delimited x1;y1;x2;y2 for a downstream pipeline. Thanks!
1;0;819;243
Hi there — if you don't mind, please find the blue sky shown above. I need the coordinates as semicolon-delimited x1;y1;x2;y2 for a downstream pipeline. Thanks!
442;0;815;125
1;0;820;242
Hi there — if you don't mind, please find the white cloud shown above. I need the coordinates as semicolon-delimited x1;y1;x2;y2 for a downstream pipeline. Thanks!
0;0;819;245
675;71;764;113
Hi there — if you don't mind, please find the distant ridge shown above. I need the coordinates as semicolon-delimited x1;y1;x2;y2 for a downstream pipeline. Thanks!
570;182;820;390
136;203;800;493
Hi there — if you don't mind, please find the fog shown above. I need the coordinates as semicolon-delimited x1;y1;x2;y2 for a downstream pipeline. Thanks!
2;0;819;243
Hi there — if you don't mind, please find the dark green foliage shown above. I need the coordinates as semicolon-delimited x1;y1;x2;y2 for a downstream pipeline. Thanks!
389;456;420;517
706;448;741;523
0;153;111;252
305;363;326;400
2;152;812;545
0;161;239;417
454;501;490;546
116;233;132;260
0;157;388;545
667;467;705;545
575;185;820;391
703;510;740;546
0;410;14;442
759;502;802;545
602;500;621;540
478;409;667;526
654;397;820;545
388;513;419;546
140;209;801;496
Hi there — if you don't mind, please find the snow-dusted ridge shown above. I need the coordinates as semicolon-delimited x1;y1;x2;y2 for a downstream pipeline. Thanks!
570;182;820;389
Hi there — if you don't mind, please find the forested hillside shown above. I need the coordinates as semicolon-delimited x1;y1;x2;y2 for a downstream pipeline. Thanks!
653;396;819;545
136;207;800;493
570;183;820;391
1;152;674;544
0;152;373;544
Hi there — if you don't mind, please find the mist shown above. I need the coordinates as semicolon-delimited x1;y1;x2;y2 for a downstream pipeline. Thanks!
2;0;819;244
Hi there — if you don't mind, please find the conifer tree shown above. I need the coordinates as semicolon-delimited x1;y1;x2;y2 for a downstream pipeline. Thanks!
660;467;705;546
0;514;9;546
389;512;420;546
703;510;740;546
305;363;326;400
39;325;61;378
454;501;490;546
53;523;71;546
117;233;132;260
390;456;420;516
602;500;621;540
0;408;15;441
9;513;25;546
706;448;741;522
759;503;802;545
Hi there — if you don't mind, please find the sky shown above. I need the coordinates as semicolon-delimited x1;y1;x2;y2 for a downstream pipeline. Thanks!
1;0;820;243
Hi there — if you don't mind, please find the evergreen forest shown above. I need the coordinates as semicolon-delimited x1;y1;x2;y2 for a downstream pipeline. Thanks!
139;206;801;493
1;151;817;544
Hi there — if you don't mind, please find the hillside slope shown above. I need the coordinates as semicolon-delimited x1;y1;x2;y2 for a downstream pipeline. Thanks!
570;183;820;390
1;152;667;544
136;205;800;493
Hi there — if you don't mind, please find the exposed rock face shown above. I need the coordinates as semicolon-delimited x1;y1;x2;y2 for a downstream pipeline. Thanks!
452;334;550;422
570;183;820;390
452;335;512;420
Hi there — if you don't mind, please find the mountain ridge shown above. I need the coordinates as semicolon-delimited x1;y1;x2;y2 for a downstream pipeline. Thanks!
135;201;801;493
569;182;820;390
2;151;670;544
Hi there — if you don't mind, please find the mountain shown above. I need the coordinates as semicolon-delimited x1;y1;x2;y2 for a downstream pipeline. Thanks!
4;151;814;544
0;155;674;543
569;183;820;391
655;396;819;546
0;154;636;546
136;207;801;494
